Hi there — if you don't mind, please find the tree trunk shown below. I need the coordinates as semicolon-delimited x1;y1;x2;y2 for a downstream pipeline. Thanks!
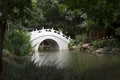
0;20;6;78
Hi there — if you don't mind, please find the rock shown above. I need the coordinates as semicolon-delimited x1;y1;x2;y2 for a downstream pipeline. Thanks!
112;48;119;51
90;47;120;54
3;49;11;58
94;48;109;54
72;46;77;49
88;46;97;52
103;47;112;51
110;48;120;54
70;45;80;50
95;48;104;54
3;49;23;63
82;43;90;50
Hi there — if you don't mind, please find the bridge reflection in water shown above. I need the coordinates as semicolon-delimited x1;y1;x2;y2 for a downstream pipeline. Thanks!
32;50;70;68
32;50;120;72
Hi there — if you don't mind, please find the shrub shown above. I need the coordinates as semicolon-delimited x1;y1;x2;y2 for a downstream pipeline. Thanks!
115;28;120;36
4;28;32;56
68;34;88;49
68;39;75;48
91;39;120;48
75;34;88;44
2;58;82;80
115;28;120;40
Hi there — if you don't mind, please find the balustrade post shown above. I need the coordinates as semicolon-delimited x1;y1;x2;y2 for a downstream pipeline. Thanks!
60;31;63;36
51;27;54;32
68;36;71;40
32;29;34;32
41;27;45;32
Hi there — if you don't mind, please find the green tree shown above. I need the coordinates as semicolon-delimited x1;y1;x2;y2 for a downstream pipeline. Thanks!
35;0;85;38
0;0;32;76
65;0;120;37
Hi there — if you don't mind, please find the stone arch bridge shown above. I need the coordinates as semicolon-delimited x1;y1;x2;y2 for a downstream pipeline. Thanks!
30;27;70;51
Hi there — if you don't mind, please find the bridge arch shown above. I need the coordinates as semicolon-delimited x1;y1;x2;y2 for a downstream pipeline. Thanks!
39;39;59;51
34;37;61;51
30;28;70;52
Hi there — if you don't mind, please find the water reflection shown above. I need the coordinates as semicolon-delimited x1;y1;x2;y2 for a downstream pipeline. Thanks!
32;50;120;71
32;50;70;67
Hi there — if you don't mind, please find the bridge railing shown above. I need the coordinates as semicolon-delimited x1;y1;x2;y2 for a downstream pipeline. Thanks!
30;27;71;40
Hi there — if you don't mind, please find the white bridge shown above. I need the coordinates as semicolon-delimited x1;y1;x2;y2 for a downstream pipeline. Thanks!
30;27;70;51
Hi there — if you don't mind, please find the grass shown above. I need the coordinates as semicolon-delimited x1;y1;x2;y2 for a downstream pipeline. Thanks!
2;56;82;80
2;53;120;80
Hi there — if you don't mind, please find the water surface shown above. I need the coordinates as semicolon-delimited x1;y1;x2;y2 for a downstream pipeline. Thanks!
32;50;120;72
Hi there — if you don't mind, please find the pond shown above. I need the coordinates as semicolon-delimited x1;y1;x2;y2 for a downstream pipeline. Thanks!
32;50;120;72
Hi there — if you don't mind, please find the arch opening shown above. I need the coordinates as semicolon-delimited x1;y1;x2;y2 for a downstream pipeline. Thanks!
38;39;60;51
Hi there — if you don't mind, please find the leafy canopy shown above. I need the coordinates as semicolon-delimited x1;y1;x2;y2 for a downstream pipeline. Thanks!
0;0;32;23
65;0;120;31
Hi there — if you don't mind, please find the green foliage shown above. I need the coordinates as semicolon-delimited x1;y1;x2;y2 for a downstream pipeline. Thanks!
115;28;120;36
26;0;85;38
2;58;22;80
3;55;120;80
68;39;75;49
92;40;103;48
4;28;32;56
65;0;120;36
68;34;88;49
2;58;82;80
92;39;120;48
75;34;88;43
0;0;32;21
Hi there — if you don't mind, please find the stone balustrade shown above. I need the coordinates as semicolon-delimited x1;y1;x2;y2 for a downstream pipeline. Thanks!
30;27;70;40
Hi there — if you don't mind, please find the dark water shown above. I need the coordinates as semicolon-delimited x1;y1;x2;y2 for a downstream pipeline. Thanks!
32;50;120;72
